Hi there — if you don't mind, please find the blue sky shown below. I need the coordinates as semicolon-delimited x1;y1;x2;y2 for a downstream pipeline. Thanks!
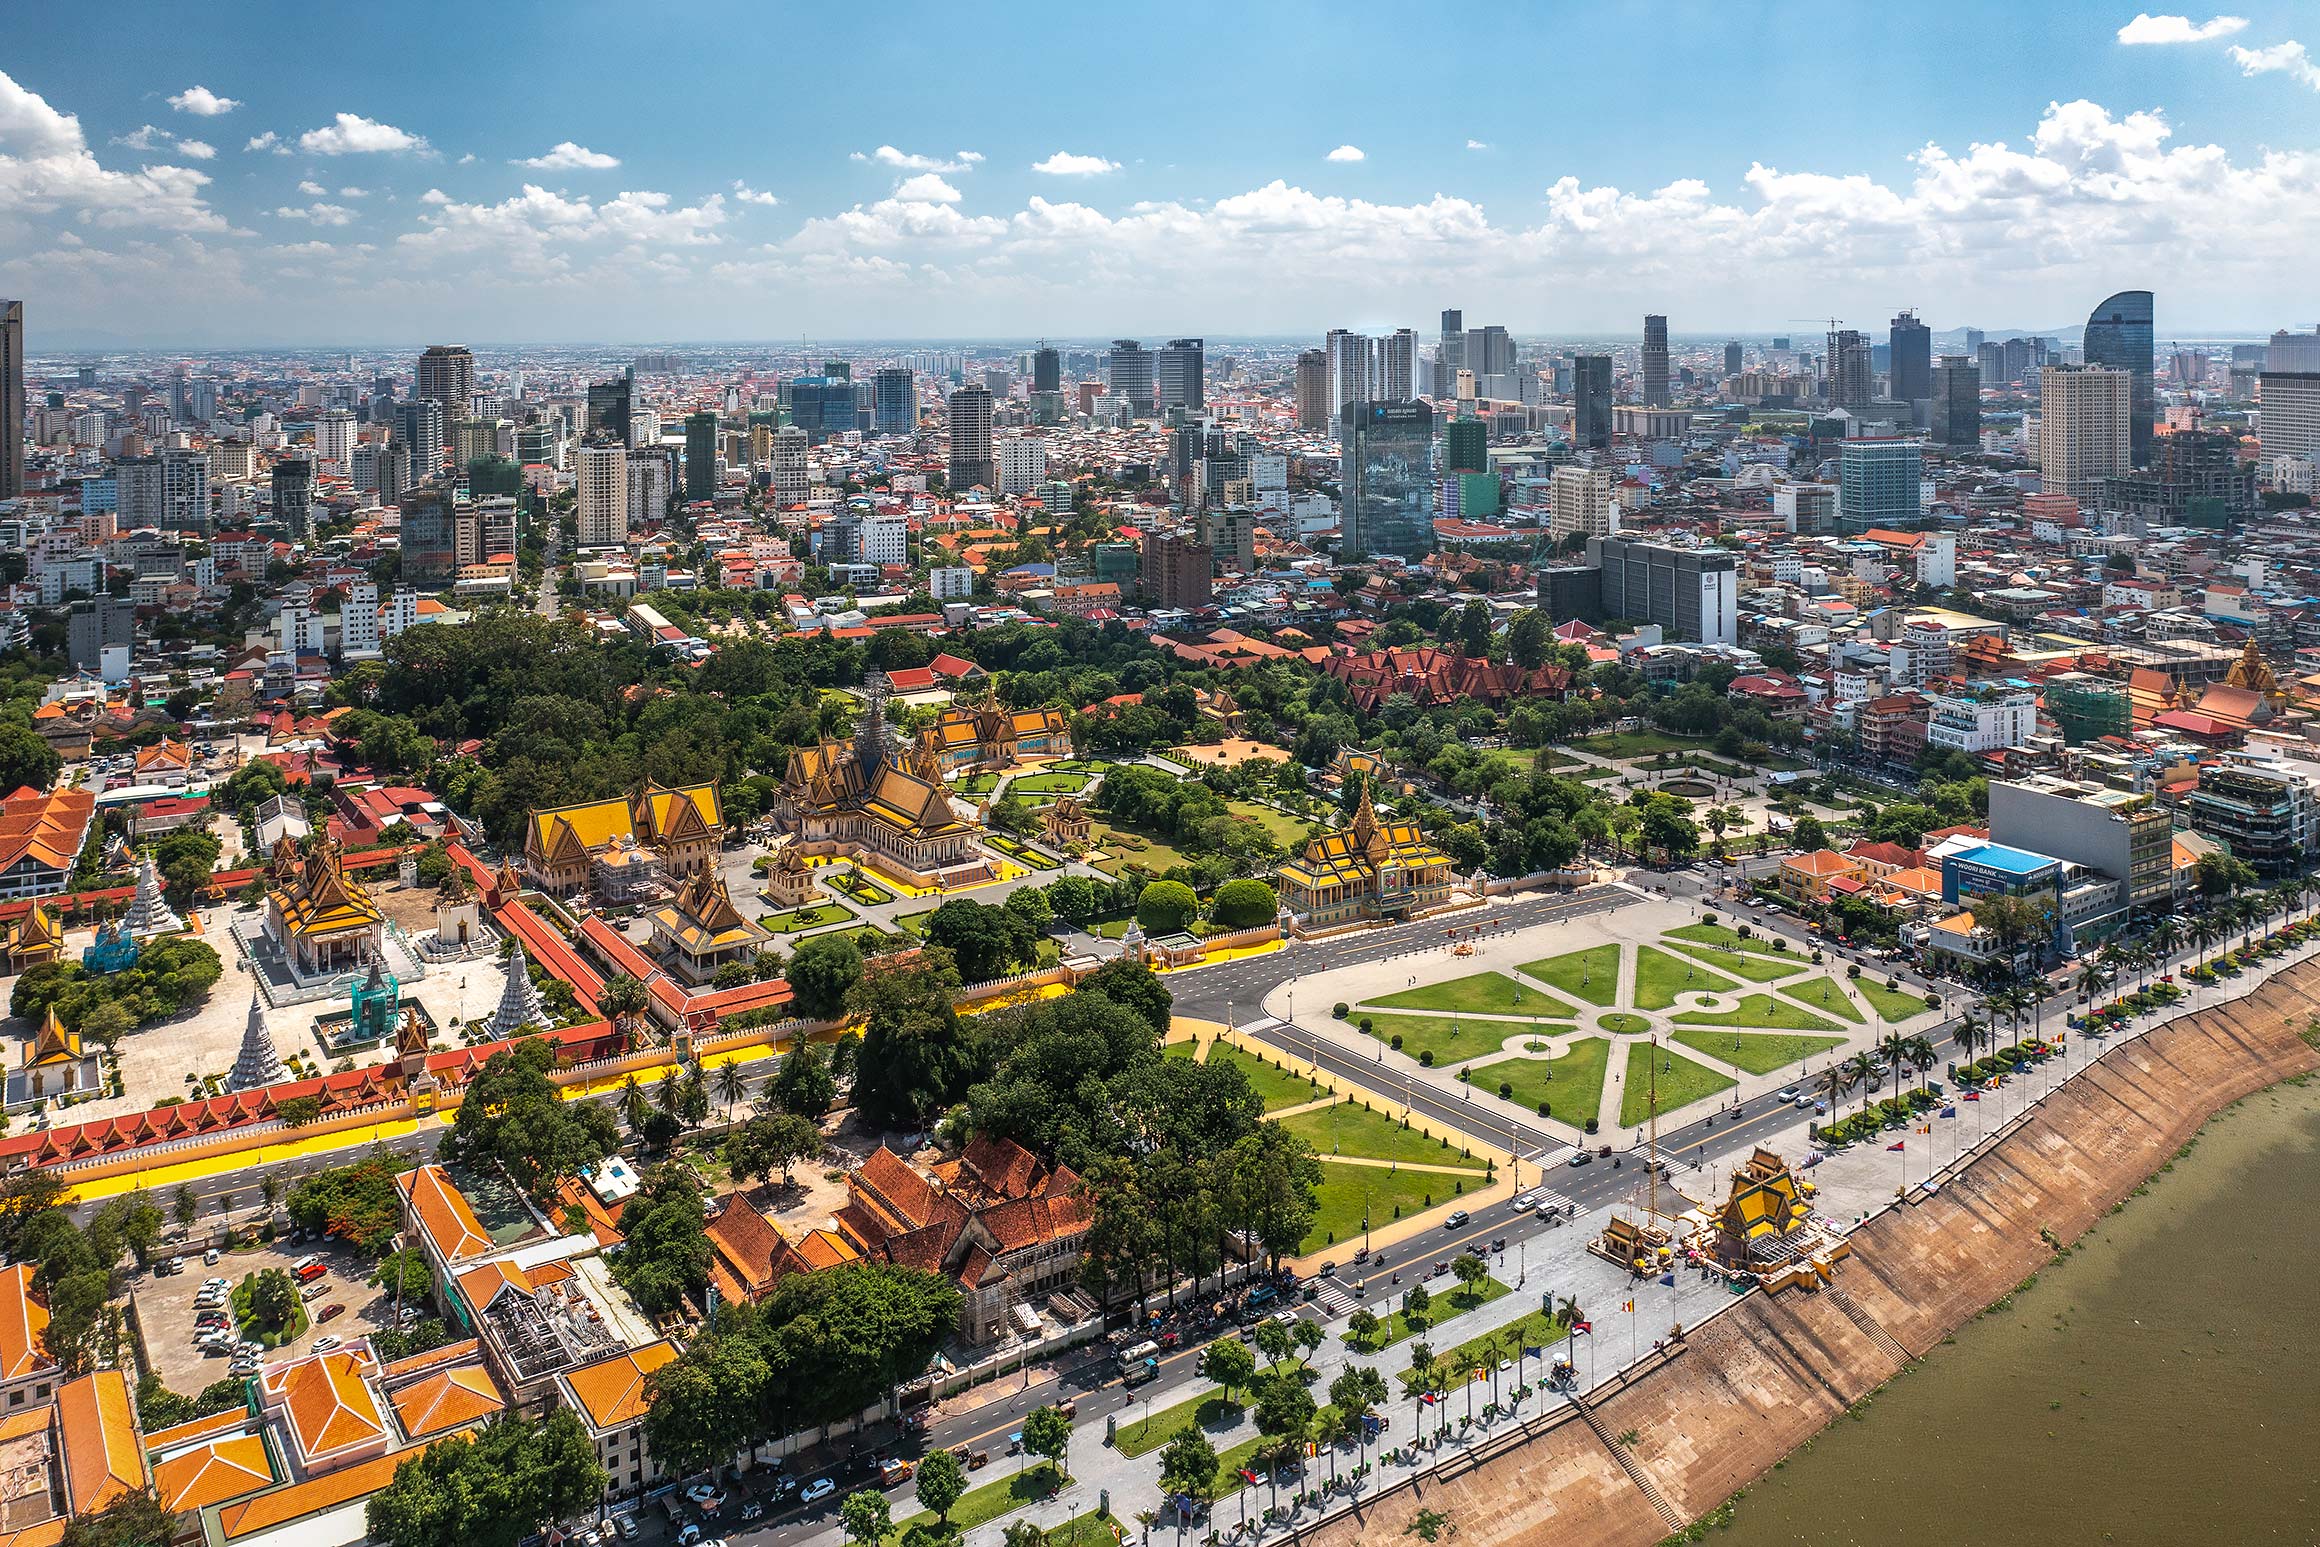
4;1;2319;344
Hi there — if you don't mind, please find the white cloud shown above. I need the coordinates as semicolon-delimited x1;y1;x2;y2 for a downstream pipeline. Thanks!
1031;151;1119;176
167;85;241;116
731;181;779;206
113;125;169;152
1325;144;1365;162
2116;13;2247;44
399;183;728;273
893;173;962;203
176;139;214;160
275;202;356;227
338;186;368;198
245;131;284;153
2230;39;2320;88
517;141;619;170
298;179;327;196
298;113;425;155
853;145;982;173
419;187;449;204
1465;139;1490;151
0;67;227;231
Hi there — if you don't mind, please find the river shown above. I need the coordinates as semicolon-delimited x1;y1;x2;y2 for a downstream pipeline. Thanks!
1703;1073;2320;1547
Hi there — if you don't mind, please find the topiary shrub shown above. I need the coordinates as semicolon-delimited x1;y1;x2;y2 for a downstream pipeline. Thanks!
1924;992;1940;1008
1736;924;1753;940
1537;1100;1552;1117
1584;1117;1599;1135
1419;1050;1434;1067
1498;1081;1513;1099
1390;1033;1403;1051
1701;911;1718;929
1333;1003;1349;1019
1771;937;1789;952
1360;1016;1375;1034
1846;962;1862;979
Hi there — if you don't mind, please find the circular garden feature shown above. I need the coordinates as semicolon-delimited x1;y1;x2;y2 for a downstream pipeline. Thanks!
1658;778;1716;799
1598;1012;1652;1035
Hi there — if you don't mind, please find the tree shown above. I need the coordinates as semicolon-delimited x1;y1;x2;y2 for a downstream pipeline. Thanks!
1077;958;1172;1038
1209;878;1277;929
1458;599;1493;660
1002;885;1053;934
849;950;975;1129
839;1491;890;1547
1451;1253;1489;1301
768;1040;837;1120
787;932;864;1020
367;1411;605;1547
248;1268;298;1332
1404;1282;1433;1331
1250;1374;1315;1463
1158;1427;1219;1507
1135;879;1199;934
1020;1402;1073;1481
724;1112;824;1188
1346;1307;1381;1349
915;1446;967;1525
173;1186;197;1231
926;898;1036;984
60;1494;178;1547
1506;609;1549;670
1254;1317;1294;1372
0;723;61;802
1044;873;1097;928
1791;815;1830;852
437;1037;619;1200
714;1059;746;1123
608;1164;710;1316
1202;1337;1256;1404
78;999;134;1055
597;974;649;1051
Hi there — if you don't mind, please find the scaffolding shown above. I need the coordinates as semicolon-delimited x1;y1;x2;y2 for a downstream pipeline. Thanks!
2045;673;2132;745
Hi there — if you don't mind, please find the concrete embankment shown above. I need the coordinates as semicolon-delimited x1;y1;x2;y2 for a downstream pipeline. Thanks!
1299;963;2320;1547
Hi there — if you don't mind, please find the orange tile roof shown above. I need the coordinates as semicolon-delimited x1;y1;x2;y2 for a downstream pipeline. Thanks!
561;1340;677;1433
142;1406;256;1451
269;1351;386;1463
0;1265;52;1384
397;1165;495;1262
0;788;94;881
57;1371;144;1516
1784;850;1860;877
217;1449;413;1541
152;1432;274;1513
388;1364;504;1439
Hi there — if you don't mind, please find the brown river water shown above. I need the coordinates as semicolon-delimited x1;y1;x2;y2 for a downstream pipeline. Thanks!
1702;1074;2320;1547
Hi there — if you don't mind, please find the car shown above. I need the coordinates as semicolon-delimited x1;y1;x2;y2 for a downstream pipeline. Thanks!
1489;1237;1508;1253
1778;1087;1800;1103
312;1335;342;1354
1444;1210;1469;1229
201;1343;232;1358
1511;1192;1538;1211
769;1475;799;1498
1432;1259;1450;1276
739;1501;764;1523
799;1478;837;1505
202;1276;227;1290
1567;1151;1594;1168
300;1282;330;1301
675;1527;701;1547
292;1256;320;1274
1794;1093;1816;1110
1352;1281;1368;1299
204;1249;220;1266
877;1457;914;1486
318;1303;345;1323
612;1517;640;1540
293;1263;328;1284
1318;1261;1336;1278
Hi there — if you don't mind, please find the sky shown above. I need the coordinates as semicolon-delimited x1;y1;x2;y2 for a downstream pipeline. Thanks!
4;1;2320;347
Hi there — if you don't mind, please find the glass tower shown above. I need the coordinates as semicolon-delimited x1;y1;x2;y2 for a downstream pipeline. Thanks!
1341;399;1435;560
2083;290;2154;468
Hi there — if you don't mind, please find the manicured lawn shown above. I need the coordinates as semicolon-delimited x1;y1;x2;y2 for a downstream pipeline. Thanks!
1113;1387;1241;1458
1665;922;1792;959
1304;1161;1452;1253
1279;1102;1488;1170
892;907;937;938
1399;1305;1571;1391
1364;971;1572;1017
1350;1010;1575;1065
1570;729;1700;760
1633;944;1736;1009
1204;1041;1327;1112
1088;820;1187;878
1670;1028;1847;1076
1597;1012;1651;1034
1008;771;1093;794
828;869;896;905
888;1464;1067;1542
1773;976;1864;1023
1854;976;1936;1023
1669;992;1844;1033
985;834;1061;871
757;902;853;934
956;773;1003;796
1344;1274;1509;1351
1618;1043;1735;1126
1224;799;1311;847
1041;1516;1125;1547
1659;932;1809;983
1487;1037;1610;1131
1515;945;1621;1007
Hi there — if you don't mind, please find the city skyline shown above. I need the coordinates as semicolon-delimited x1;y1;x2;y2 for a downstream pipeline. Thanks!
6;3;2320;343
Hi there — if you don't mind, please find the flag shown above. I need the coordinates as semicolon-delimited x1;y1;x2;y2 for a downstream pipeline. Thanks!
1658;1273;1676;1287
1524;1346;1544;1360
1240;1469;1258;1485
1886;1141;1905;1151
1919;1124;1932;1135
1572;1321;1592;1335
1421;1392;1438;1406
1940;1105;1957;1117
1963;1091;1981;1102
1472;1367;1485;1380
1622;1299;1634;1312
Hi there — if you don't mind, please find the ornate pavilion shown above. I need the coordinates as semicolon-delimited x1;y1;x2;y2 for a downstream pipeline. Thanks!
1276;783;1453;929
769;682;986;887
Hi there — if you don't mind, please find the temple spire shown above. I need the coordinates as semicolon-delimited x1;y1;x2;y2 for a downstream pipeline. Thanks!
488;942;552;1040
855;677;890;777
124;850;184;938
226;996;287;1091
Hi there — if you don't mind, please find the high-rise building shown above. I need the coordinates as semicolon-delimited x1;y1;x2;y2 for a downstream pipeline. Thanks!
2265;327;2320;374
1294;349;1330;433
1641;315;1670;407
1157;339;1205;413
871;367;918;436
998;436;1049;496
1106;341;1154;418
1325;330;1372;415
1570;355;1613;449
400;488;459;584
769;425;809;508
575;442;628;548
1439;310;1466;383
2084;290;2155;467
1930;357;1981;447
2258;372;2320;463
1548;464;1616;542
1340;399;1434;560
683;410;718;501
587;372;633;445
1031;346;1061;395
117;447;209;534
626;446;672;529
2105;428;2256;528
415;345;475;413
1465;326;1517;397
787;374;857;443
1723;340;1744;377
452;417;507;468
1889;310;1933;403
315;406;357;470
1140;532;1213;610
1586;535;1737;645
1962;328;1986;356
271;458;314;537
395;398;446;483
1837;438;1925;532
1443;417;1486;475
1376;329;1417;402
67;597;136;672
1;300;23;502
947;385;995;491
1826;328;1873;408
2040;364;2134;499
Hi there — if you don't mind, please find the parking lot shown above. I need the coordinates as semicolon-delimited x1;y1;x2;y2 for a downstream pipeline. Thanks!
130;1229;404;1396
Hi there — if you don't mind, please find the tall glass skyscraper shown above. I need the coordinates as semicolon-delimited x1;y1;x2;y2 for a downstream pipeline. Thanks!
871;367;918;436
1889;310;1932;403
1340;400;1435;560
2084;290;2154;468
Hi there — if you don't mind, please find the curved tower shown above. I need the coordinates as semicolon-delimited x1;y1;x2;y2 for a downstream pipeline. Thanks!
2084;290;2154;468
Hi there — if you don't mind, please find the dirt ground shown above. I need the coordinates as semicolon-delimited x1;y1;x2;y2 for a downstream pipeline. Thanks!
1170;739;1291;769
130;1229;402;1397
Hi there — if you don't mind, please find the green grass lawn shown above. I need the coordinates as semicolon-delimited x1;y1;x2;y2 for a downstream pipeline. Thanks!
1279;1101;1488;1169
1350;1010;1575;1065
1344;1274;1509;1351
1113;1387;1241;1458
827;869;896;905
1853;976;1935;1023
956;773;1003;796
1515;945;1621;1007
1666;922;1792;958
1486;1037;1610;1131
1618;1043;1736;1126
985;833;1062;871
1398;1305;1571;1390
892;907;937;938
1040;1517;1123;1547
1669;1028;1847;1076
1304;1161;1452;1253
888;1464;1067;1542
1633;944;1737;1008
757;901;853;934
1570;729;1700;760
1008;771;1093;794
1224;799;1310;847
1203;1041;1327;1112
1363;971;1572;1017
1659;928;1810;983
1088;820;1187;878
1597;1012;1651;1034
1670;992;1844;1033
1773;976;1864;1023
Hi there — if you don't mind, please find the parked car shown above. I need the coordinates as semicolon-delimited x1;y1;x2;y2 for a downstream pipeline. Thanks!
318;1303;345;1323
312;1335;342;1354
293;1263;328;1284
204;1249;220;1266
611;1517;639;1540
300;1282;330;1302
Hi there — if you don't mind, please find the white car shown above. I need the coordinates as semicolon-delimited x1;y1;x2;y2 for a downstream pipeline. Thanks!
1778;1087;1800;1103
312;1335;342;1354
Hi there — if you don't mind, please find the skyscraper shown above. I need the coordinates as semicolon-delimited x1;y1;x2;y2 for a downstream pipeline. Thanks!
682;410;719;501
2040;364;2134;499
1325;330;1371;416
395;398;446;483
575;442;628;548
1376;329;1417;402
1641;315;1670;407
1889;310;1933;403
1723;340;1744;377
1465;326;1517;394
2256;372;2320;463
1836;438;1924;532
947;385;995;491
1570;355;1612;449
1826;329;1873;408
1931;356;1982;448
1031;346;1062;394
1106;340;1154;418
1294;349;1330;433
871;367;918;436
1443;417;1486;475
271;458;313;537
1156;339;1206;413
587;372;633;445
1438;310;1466;383
415;345;475;412
1587;536;1738;646
2083;290;2154;467
1340;399;1434;560
769;425;810;509
0;300;21;501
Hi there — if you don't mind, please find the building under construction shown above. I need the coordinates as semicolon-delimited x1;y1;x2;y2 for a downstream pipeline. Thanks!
2044;672;2132;745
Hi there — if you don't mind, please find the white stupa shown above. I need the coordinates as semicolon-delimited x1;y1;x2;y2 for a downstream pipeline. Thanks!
124;851;184;938
226;996;288;1091
487;942;552;1040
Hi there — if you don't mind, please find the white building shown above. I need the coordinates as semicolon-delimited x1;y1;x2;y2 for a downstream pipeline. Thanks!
769;425;809;509
576;443;629;549
1547;463;1615;542
341;581;381;656
997;436;1049;496
315;408;357;473
1925;687;2037;753
856;510;908;567
625;448;670;531
928;566;973;601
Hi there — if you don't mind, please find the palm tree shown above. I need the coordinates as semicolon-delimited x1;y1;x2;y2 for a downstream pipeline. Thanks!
2151;918;2181;970
618;1073;649;1135
714;1059;746;1125
2075;963;2110;1007
1824;1060;1858;1115
1843;1051;1880;1117
599;973;648;1052
1903;1033;1937;1093
1952;1008;1987;1065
